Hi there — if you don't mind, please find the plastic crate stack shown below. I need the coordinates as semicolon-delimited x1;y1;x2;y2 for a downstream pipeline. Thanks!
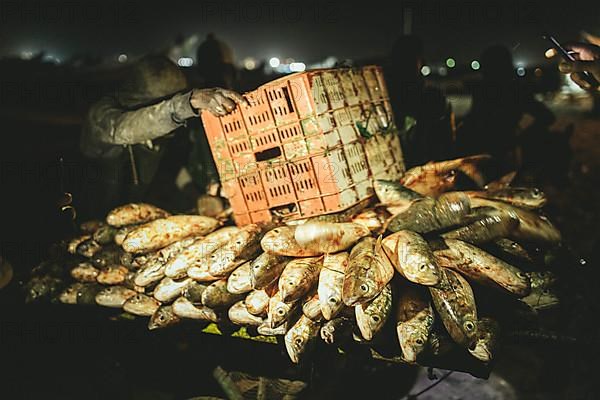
201;66;405;225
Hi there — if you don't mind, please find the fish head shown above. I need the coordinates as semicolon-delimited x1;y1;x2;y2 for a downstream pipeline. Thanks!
402;251;441;286
321;293;343;320
356;305;385;341
280;275;307;302
397;319;431;363
270;302;291;328
148;306;180;330
284;324;312;364
342;274;378;306
461;318;478;347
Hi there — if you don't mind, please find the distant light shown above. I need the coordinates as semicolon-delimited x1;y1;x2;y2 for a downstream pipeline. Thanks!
243;57;257;70
534;67;543;77
438;66;448;76
177;57;194;67
516;66;526;77
269;57;280;68
289;62;306;72
117;53;128;63
420;65;431;76
446;58;456;68
471;60;480;70
42;54;61;64
20;50;34;60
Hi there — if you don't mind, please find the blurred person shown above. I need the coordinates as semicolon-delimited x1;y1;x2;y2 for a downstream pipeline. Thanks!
385;35;455;168
458;45;554;173
80;55;245;217
196;33;238;89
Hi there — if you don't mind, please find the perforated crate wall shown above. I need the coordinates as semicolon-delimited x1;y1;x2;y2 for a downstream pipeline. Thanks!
202;66;405;225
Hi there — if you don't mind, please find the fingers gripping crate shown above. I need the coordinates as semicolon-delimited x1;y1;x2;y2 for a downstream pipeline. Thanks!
202;66;405;225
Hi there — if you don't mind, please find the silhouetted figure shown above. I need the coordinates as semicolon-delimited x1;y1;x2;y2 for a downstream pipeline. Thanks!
458;45;554;172
385;35;455;168
196;33;238;89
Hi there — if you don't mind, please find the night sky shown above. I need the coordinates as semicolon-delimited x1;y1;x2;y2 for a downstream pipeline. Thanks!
1;1;599;67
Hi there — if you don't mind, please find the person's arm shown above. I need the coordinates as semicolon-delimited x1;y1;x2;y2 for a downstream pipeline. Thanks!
89;88;247;146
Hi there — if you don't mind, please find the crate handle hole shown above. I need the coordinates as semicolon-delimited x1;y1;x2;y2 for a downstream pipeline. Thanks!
255;146;282;162
271;203;297;217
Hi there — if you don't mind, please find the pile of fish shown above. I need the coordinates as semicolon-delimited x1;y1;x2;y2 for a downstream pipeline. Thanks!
28;155;562;366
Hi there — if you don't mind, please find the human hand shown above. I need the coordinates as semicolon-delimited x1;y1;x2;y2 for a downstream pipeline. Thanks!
190;88;248;116
545;42;600;90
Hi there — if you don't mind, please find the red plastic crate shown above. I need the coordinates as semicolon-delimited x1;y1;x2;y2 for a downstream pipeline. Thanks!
202;66;405;225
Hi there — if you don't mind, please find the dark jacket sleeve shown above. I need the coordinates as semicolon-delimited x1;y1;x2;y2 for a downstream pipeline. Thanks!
87;91;198;146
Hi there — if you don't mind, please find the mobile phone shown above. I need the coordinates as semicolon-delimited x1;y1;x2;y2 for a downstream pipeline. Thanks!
543;33;598;87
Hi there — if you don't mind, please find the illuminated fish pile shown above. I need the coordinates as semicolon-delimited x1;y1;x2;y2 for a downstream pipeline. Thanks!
29;155;561;366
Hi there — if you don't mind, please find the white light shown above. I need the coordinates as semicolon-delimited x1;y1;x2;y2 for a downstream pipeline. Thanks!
420;65;431;76
117;53;128;63
438;66;447;76
243;57;257;70
177;57;194;67
20;50;34;60
471;60;480;70
289;62;306;72
269;57;280;68
516;66;526;77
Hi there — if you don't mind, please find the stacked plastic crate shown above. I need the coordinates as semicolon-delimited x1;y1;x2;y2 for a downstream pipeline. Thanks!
201;65;405;225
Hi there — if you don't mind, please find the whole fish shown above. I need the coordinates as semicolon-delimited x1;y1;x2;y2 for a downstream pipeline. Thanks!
91;246;124;269
95;285;137;308
279;257;322;302
201;279;244;309
294;222;370;254
469;198;561;244
250;252;291;289
172;296;219;321
386;192;471;233
70;262;99;283
343;237;394;306
492;238;532;262
59;283;85;304
261;226;321;257
245;288;271;316
182;281;208;304
355;283;392;341
320;316;354;345
440;213;519;245
267;289;298;328
429;268;478;348
76;238;101;258
466;187;547;209
106;203;170;227
153;277;194;303
227;261;253;294
97;265;129;285
76;283;104;305
93;225;118;245
382;231;440;286
468;317;500;363
351;207;392;234
373;180;424;206
284;315;320;363
435;239;531;297
303;198;371;223
122;215;220;253
67;234;91;254
228;301;264;326
164;226;241;279
148;305;181;330
318;252;348;320
396;284;435;363
134;237;197;287
207;224;263;277
302;292;323;321
123;293;161;316
258;322;288;336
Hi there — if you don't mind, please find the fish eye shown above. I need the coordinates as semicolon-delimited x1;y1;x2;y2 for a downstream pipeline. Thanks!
294;338;303;346
328;297;338;304
517;272;527;278
371;315;380;323
464;321;475;331
511;242;518;248
415;338;424;345
419;264;427;271
159;315;165;321
277;309;285;315
532;188;541;197
360;284;369;292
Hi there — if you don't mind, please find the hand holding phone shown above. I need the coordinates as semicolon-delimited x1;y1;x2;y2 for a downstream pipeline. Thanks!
543;33;600;88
